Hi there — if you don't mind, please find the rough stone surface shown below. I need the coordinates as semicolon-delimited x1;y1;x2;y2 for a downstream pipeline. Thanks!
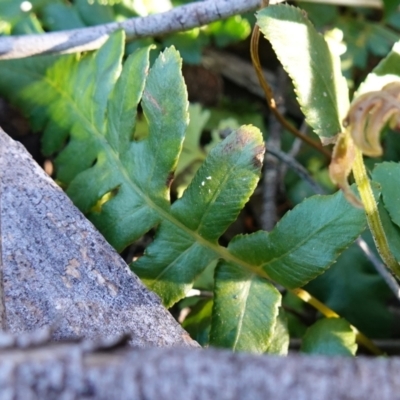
0;128;198;348
0;340;399;400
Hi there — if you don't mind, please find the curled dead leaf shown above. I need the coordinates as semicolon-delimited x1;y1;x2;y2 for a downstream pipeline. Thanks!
344;82;400;157
329;132;363;208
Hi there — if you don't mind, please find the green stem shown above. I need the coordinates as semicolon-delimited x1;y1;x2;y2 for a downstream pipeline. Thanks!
352;147;400;278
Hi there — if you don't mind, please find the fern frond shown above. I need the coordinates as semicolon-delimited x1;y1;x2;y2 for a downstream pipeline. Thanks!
0;32;366;353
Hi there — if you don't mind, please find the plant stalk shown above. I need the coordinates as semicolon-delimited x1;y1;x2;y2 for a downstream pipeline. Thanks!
352;146;400;278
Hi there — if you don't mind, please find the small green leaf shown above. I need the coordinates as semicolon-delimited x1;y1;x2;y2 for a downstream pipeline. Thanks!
257;5;349;142
373;162;400;229
206;15;251;47
228;190;366;289
357;39;400;95
209;261;281;353
301;318;357;356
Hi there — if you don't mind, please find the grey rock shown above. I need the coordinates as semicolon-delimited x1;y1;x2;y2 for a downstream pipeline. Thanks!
0;127;198;348
0;342;399;400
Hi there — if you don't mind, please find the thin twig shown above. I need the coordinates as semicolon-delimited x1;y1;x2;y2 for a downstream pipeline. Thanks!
356;237;400;299
262;68;286;231
288;122;310;157
288;134;305;158
0;0;263;60
266;146;325;195
262;139;280;231
278;121;307;192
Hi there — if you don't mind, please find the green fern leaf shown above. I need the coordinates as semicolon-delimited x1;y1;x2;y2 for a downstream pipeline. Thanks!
0;33;366;352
